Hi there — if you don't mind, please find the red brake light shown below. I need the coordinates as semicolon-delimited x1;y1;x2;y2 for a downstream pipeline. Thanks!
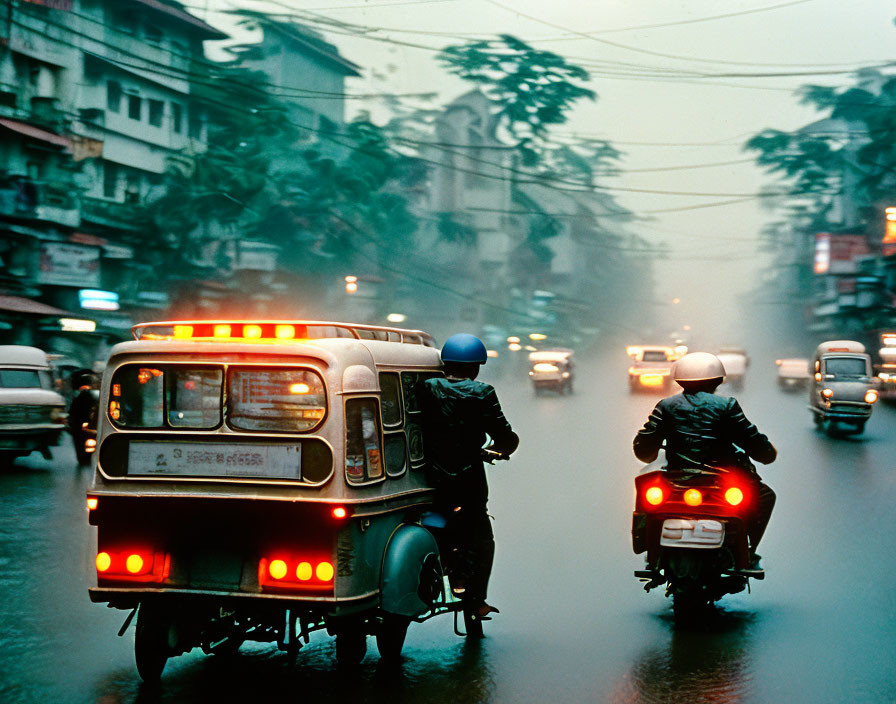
683;489;703;507
331;506;348;519
86;497;98;511
126;554;145;574
95;552;111;572
269;559;288;580
725;487;744;506
645;486;664;506
316;561;334;581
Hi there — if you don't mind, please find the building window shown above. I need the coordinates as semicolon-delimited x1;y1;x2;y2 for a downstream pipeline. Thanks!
103;163;119;199
127;94;141;120
170;102;182;133
148;99;163;127
107;81;122;113
188;107;204;140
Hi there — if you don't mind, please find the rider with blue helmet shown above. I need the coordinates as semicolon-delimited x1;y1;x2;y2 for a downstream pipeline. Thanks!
419;333;519;627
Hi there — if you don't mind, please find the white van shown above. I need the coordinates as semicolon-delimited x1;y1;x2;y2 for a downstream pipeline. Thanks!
0;346;68;463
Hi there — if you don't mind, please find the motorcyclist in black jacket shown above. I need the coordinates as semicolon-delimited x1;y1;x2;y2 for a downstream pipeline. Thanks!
633;352;777;565
420;333;519;623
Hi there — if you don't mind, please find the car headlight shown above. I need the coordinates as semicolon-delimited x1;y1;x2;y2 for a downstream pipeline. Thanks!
821;388;834;399
865;389;878;404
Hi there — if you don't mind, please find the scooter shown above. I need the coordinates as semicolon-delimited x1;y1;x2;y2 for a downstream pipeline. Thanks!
632;466;764;623
420;447;509;638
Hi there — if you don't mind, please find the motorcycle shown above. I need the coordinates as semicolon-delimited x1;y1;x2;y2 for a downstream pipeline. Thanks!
632;465;764;623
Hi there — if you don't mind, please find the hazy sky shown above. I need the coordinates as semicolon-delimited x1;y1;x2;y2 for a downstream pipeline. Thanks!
194;0;896;343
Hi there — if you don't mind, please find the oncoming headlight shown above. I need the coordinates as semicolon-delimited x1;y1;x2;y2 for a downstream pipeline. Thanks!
864;389;878;404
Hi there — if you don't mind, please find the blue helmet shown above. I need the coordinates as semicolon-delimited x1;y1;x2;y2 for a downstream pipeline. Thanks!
441;333;488;364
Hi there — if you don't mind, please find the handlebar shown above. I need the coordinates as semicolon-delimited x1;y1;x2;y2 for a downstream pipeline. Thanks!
481;448;510;464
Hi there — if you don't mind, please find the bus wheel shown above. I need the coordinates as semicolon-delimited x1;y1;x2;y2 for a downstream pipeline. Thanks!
335;627;367;666
134;603;173;683
376;614;410;661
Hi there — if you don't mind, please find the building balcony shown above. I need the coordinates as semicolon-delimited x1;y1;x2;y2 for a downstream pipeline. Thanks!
80;196;140;231
0;176;80;228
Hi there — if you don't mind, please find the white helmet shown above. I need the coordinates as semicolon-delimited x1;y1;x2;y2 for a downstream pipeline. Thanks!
673;352;726;382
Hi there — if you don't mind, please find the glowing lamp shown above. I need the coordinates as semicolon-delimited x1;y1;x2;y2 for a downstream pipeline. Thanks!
243;324;263;339
725;487;744;506
296;562;313;581
86;497;98;511
683;489;703;507
269;559;288;580
95;552;112;572
316;561;334;582
645;486;664;506
126;554;144;574
213;324;231;338
822;388;834;398
865;390;878;404
275;324;295;339
173;325;193;339
331;506;348;519
290;383;311;394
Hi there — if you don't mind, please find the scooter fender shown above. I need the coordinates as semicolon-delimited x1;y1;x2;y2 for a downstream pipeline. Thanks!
380;524;441;618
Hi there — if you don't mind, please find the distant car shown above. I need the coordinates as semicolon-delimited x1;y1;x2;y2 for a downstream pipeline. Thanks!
776;358;810;390
719;347;750;367
627;345;676;392
717;351;748;391
528;348;574;394
0;346;68;464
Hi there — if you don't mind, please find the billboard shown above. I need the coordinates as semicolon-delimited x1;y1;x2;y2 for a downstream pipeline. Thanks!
38;242;100;287
813;233;870;275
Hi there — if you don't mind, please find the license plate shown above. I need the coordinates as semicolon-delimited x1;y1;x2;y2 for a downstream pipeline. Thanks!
660;518;725;548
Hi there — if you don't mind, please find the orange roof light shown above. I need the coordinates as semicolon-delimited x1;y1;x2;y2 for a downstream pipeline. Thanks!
275;324;295;339
173;325;193;339
213;324;231;338
296;562;313;581
683;489;703;507
645;486;664;506
243;324;263;339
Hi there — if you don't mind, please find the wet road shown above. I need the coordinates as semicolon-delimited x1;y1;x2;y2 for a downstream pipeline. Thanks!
2;343;895;703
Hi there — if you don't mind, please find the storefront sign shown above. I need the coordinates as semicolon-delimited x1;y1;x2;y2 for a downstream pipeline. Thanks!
38;242;100;287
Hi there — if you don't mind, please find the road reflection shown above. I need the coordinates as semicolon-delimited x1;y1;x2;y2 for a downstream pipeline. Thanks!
610;609;757;704
91;638;494;704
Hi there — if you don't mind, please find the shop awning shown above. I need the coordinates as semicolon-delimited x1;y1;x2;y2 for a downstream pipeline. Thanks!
0;295;72;317
0;119;72;150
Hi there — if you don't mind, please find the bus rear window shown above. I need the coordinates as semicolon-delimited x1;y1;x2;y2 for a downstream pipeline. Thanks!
110;366;221;429
228;368;326;433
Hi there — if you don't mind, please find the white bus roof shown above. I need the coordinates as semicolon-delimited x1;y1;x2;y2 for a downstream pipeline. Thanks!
529;349;573;363
0;345;50;367
815;340;866;356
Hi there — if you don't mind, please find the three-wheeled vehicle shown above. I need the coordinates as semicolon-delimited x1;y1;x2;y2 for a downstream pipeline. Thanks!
528;348;574;394
809;340;878;435
87;320;489;681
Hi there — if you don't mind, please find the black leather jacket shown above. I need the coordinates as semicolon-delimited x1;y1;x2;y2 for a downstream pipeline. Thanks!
633;391;776;473
420;376;518;507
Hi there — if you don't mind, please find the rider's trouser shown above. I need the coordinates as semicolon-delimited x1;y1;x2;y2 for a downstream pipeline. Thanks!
448;504;494;606
749;481;776;552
